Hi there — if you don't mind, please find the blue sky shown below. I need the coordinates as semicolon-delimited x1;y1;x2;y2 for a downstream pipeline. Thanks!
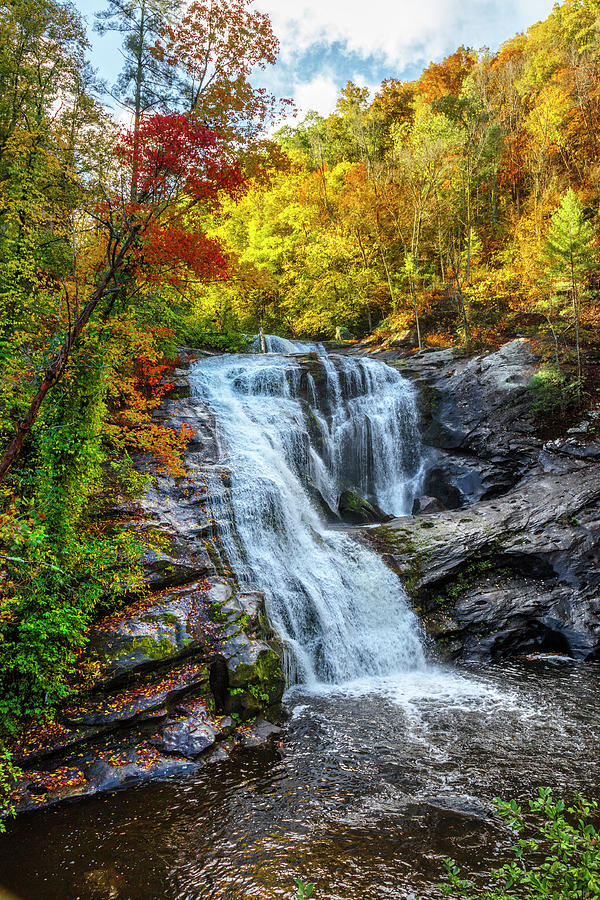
73;0;557;122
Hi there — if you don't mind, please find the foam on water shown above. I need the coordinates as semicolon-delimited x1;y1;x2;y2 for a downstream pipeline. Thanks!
190;346;427;687
250;333;327;355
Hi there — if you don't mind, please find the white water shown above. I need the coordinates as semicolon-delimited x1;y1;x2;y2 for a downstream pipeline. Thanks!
250;333;327;355
190;348;427;687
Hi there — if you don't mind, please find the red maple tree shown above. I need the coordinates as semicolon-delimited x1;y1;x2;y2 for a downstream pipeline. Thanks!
0;111;243;481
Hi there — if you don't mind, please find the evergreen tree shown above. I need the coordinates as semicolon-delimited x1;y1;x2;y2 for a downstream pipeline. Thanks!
95;0;179;197
542;189;595;391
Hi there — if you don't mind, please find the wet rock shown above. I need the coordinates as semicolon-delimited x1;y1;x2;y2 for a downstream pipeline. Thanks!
89;578;232;684
412;495;446;516
338;489;389;524
61;661;209;727
10;720;110;766
151;702;219;758
221;632;285;718
84;866;127;899
366;464;600;661
204;743;230;763
75;748;197;797
219;590;268;636
241;718;283;748
209;654;230;711
422;795;492;822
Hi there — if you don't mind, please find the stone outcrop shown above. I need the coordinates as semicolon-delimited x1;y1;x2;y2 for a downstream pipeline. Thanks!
360;340;600;662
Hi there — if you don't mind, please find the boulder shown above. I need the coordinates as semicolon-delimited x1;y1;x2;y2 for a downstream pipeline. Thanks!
412;495;446;516
241;718;283;748
366;462;600;661
150;702;219;758
338;489;389;524
88;578;232;685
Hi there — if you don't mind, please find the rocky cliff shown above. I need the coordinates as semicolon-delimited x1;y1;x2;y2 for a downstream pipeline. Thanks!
361;340;600;662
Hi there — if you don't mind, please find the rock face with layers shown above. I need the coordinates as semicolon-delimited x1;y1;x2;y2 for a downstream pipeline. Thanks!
360;340;600;662
368;339;542;505
9;351;285;814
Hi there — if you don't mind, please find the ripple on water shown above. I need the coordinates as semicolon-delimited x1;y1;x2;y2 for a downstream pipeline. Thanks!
0;661;598;900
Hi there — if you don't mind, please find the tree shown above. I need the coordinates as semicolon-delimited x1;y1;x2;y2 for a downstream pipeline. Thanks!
417;47;476;104
154;0;288;150
541;189;595;390
0;112;241;482
95;0;179;199
392;105;464;346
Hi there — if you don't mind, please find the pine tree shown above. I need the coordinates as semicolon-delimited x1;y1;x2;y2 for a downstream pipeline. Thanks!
542;189;595;393
95;0;179;198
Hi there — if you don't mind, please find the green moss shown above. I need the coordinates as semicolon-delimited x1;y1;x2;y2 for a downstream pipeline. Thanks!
127;636;177;661
210;603;230;624
338;490;381;523
229;647;285;710
142;613;180;627
430;558;512;607
371;525;432;597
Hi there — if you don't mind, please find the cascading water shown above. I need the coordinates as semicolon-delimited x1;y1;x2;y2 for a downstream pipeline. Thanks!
249;333;327;355
190;346;427;687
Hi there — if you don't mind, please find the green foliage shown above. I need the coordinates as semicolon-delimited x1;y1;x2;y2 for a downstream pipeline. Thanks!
295;877;315;898
0;506;146;727
529;366;578;419
543;191;595;290
433;559;494;606
0;747;21;832
442;788;600;898
248;684;270;704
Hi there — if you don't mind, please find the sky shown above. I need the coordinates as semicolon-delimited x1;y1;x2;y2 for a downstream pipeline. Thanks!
73;0;557;123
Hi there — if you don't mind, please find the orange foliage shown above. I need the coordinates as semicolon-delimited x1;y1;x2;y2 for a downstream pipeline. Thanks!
104;320;195;476
416;47;477;103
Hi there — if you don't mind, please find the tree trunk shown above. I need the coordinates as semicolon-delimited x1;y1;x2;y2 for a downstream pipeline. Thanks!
131;0;146;203
378;242;396;312
0;225;141;483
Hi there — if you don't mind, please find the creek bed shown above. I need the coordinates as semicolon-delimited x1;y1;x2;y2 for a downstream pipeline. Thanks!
1;659;598;899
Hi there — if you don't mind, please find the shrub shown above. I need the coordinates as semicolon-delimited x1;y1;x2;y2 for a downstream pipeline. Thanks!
0;748;21;832
442;788;600;898
529;366;577;419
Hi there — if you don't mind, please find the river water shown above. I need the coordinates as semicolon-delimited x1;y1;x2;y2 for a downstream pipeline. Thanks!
1;347;598;899
1;661;599;899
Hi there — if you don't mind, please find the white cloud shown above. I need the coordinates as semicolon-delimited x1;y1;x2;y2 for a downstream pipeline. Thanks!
294;72;340;117
258;0;555;70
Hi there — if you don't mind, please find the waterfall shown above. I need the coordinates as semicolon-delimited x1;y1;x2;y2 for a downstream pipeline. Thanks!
250;333;327;355
190;347;426;687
